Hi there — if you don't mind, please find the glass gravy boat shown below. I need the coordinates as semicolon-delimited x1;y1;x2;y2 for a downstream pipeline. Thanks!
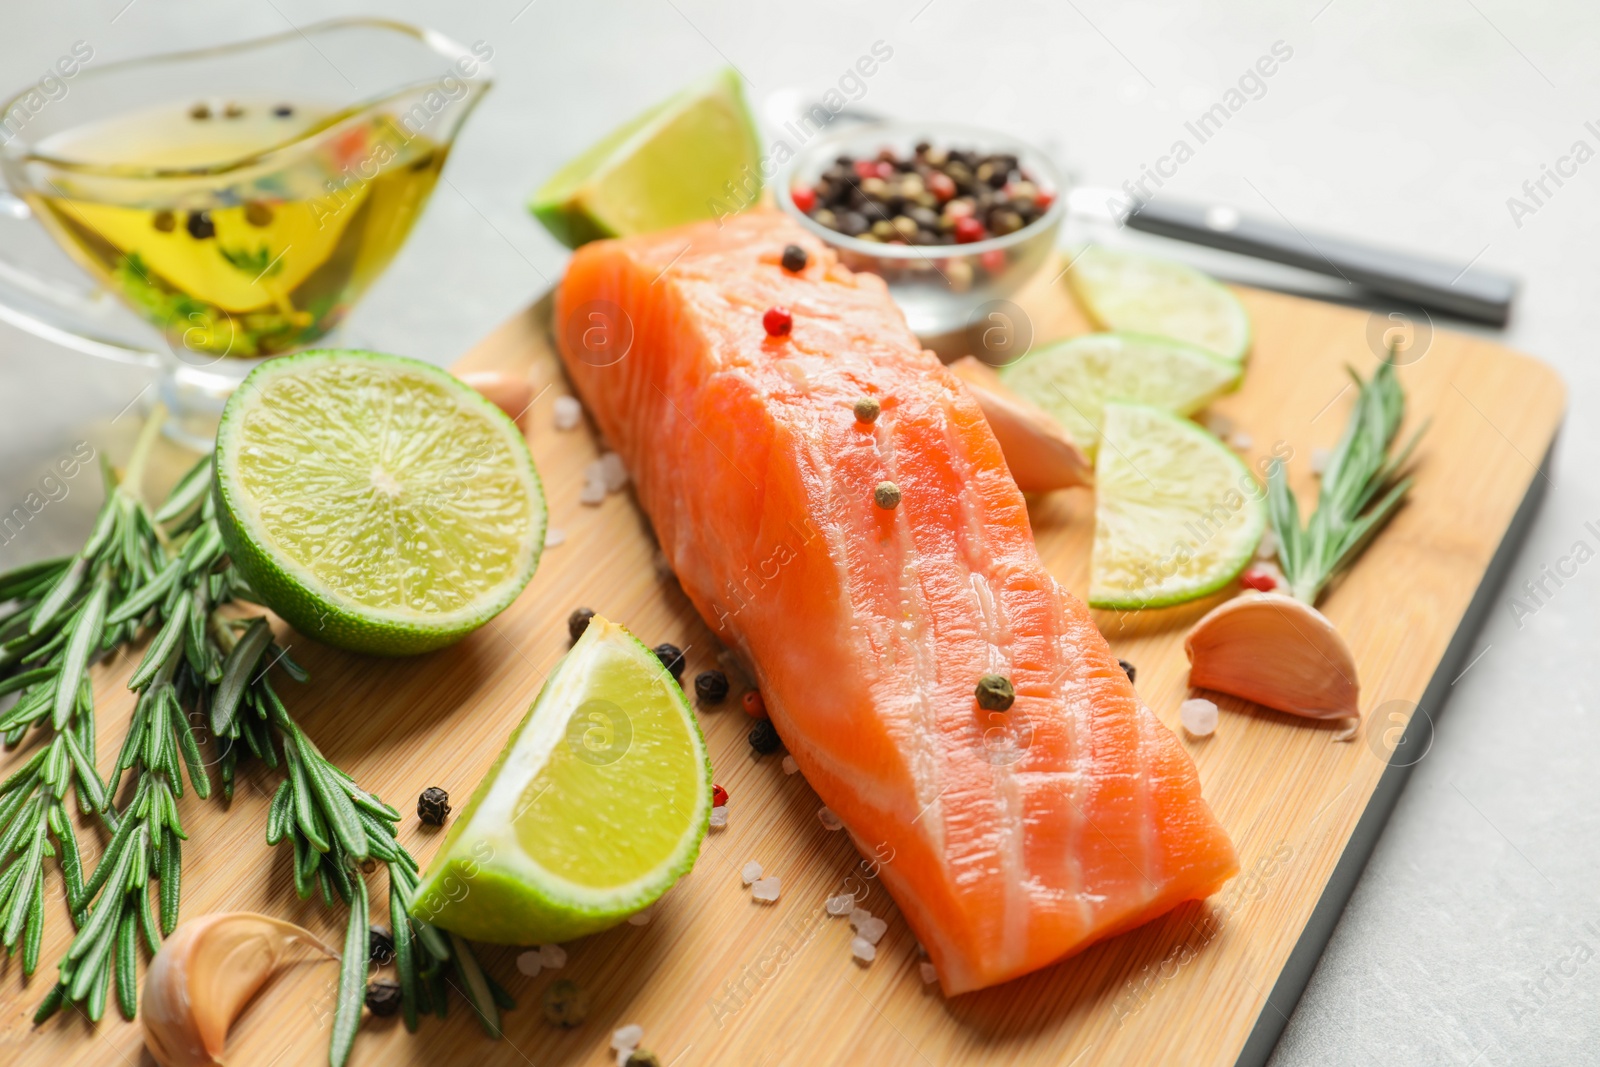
0;18;491;446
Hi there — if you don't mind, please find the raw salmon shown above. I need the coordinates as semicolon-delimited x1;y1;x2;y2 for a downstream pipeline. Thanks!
554;210;1237;993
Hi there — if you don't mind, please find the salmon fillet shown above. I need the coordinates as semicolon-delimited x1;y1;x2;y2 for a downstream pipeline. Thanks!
554;210;1237;994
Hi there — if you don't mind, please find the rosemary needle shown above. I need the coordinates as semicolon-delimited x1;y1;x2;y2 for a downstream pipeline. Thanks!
1268;357;1426;604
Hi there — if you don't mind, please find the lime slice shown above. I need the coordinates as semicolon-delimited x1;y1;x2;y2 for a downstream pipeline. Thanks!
410;617;712;943
214;350;546;655
1090;403;1265;610
530;68;763;247
1065;246;1252;363
999;332;1240;456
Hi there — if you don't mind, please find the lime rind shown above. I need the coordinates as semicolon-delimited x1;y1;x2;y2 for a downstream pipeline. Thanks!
1089;402;1265;610
411;618;711;944
213;349;546;655
1065;245;1253;364
999;331;1241;456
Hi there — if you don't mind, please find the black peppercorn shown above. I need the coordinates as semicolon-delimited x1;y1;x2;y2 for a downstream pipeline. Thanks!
749;719;781;755
975;674;1015;712
272;103;294;118
365;979;402;1016
542;978;590;1027
1118;659;1137;683
368;924;395;966
417;786;451;826
567;607;595;643
653;642;685;679
152;210;176;233
185;211;215;240
780;244;809;273
695;669;729;704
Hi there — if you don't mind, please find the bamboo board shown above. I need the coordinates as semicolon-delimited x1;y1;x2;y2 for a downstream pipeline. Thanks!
0;258;1565;1067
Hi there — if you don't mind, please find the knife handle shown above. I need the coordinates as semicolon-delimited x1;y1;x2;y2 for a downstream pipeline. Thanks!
1124;198;1518;327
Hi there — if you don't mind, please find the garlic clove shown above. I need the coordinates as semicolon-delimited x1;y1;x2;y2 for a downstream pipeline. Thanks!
1184;592;1360;720
143;912;338;1067
459;370;535;419
947;356;1093;492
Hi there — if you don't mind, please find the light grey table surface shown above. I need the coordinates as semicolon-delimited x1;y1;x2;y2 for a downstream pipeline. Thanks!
2;2;1596;1065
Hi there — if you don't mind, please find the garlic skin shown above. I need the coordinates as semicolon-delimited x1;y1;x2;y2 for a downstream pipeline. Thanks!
143;912;338;1067
947;356;1093;492
1184;592;1359;720
459;369;535;419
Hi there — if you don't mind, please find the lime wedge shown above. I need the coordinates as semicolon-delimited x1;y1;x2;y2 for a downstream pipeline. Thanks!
999;332;1240;456
1065;246;1252;363
214;350;546;655
530;68;763;247
410;616;712;943
1090;403;1265;610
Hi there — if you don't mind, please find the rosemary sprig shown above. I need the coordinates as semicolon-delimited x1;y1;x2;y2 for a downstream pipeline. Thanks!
2;412;507;1064
1268;357;1427;603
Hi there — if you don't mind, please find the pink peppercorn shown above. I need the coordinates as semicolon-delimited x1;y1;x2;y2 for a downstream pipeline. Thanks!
763;307;793;337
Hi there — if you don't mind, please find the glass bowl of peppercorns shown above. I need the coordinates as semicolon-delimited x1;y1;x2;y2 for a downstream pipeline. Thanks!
780;121;1066;345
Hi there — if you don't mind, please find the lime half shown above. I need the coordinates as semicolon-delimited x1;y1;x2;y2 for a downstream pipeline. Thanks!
1065;246;1252;363
530;68;763;247
214;350;546;655
999;332;1240;456
411;617;712;944
1090;403;1265;610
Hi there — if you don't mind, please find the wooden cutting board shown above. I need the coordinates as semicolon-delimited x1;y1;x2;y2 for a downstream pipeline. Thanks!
0;258;1564;1067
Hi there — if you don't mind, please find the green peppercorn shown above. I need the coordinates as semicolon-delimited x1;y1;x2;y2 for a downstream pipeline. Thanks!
625;1051;663;1067
854;396;881;423
975;674;1015;711
541;979;589;1028
874;481;902;509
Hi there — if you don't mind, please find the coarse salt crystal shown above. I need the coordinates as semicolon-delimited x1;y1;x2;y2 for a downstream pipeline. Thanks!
856;916;888;944
817;807;843;831
538;943;566;969
1180;698;1219;737
579;471;607;506
599;451;629;492
544;527;567;547
1255;527;1277;560
1311;447;1331;475
515;950;542;977
850;936;876;963
826;894;854;916
919;961;939;984
752;876;781;902
626;905;654;926
553;395;583;430
849;907;872;929
741;860;763;885
709;805;728;828
611;1024;644;1051
781;755;799;775
1230;431;1254;450
616;1051;632;1067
